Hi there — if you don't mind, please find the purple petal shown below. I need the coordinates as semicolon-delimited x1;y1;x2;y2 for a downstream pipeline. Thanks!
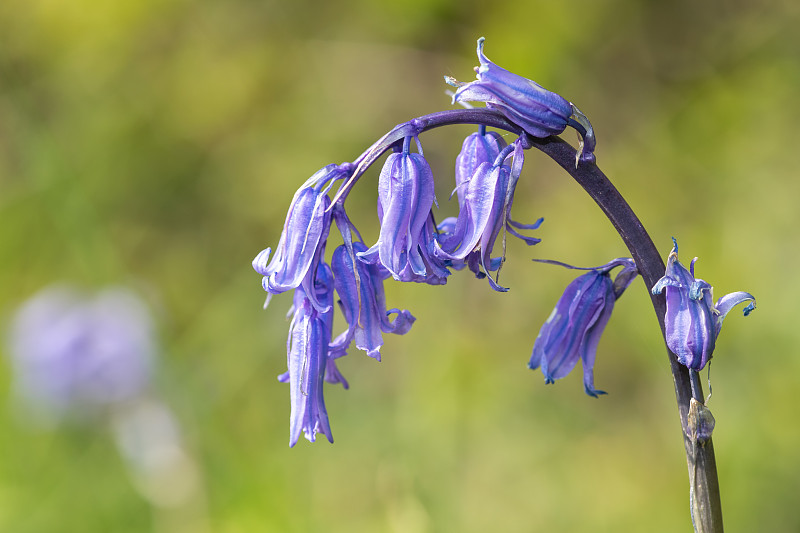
364;146;438;282
505;224;541;246
545;273;609;381
664;286;715;370
255;165;342;297
454;130;507;209
324;357;349;389
713;291;756;337
652;240;717;370
285;263;336;446
435;161;504;260
507;216;544;231
530;264;623;396
580;292;615;398
333;243;416;361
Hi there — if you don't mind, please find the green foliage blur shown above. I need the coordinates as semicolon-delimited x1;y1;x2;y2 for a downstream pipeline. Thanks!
1;0;798;531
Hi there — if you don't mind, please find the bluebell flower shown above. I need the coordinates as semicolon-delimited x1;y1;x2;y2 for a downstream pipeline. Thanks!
8;286;155;422
453;127;507;211
358;136;450;284
278;262;337;446
329;242;415;361
529;258;639;397
446;37;596;164
651;239;756;371
436;127;506;260
253;164;350;307
435;139;543;291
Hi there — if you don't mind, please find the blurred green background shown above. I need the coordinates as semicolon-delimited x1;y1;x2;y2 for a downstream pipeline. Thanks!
1;0;798;531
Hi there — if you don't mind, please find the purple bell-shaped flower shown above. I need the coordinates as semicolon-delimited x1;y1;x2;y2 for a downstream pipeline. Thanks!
651;238;756;370
529;258;639;397
446;37;596;165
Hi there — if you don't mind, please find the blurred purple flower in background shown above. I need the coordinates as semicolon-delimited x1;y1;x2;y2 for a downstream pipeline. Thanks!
7;285;211;526
529;258;639;397
651;239;756;370
8;285;154;422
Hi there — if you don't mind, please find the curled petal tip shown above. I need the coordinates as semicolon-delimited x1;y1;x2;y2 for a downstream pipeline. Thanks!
585;387;608;398
252;248;272;275
743;302;756;316
475;37;487;61
569;104;596;163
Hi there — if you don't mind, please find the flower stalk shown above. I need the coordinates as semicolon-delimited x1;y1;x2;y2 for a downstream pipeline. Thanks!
254;38;749;529
328;107;723;531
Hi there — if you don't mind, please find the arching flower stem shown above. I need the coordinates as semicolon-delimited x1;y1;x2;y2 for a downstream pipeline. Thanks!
329;107;721;532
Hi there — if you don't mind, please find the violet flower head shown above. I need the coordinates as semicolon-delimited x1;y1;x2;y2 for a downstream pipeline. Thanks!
358;136;450;284
279;262;337;446
529;258;639;397
330;242;415;361
436;139;543;291
651;238;756;371
8;286;155;421
446;37;596;165
436;128;509;281
253;164;350;305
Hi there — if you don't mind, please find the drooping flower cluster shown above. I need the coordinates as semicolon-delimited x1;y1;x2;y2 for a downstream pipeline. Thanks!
251;38;613;445
252;37;753;446
253;125;546;445
651;238;756;370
